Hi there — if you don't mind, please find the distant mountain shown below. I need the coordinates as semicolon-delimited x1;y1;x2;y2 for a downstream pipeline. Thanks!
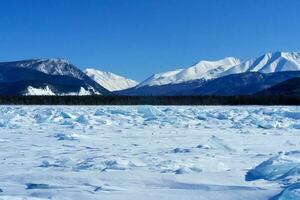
117;80;202;96
189;71;300;96
119;51;300;96
1;51;300;96
138;57;241;87
119;71;300;96
0;59;111;95
257;77;300;96
221;51;300;76
85;68;138;91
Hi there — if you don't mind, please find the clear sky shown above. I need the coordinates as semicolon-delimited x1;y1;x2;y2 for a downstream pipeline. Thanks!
0;0;299;81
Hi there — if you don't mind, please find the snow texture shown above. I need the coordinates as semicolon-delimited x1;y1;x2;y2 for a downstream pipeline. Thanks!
0;106;299;199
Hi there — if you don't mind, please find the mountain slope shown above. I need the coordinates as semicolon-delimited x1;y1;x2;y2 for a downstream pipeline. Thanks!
85;68;138;91
221;51;300;76
117;80;203;96
0;59;111;95
137;57;241;87
119;71;300;96
257;77;300;96
0;80;91;96
190;71;300;96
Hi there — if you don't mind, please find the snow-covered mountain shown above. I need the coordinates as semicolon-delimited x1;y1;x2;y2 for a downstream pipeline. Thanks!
85;68;138;91
137;52;300;88
221;51;300;76
1;51;300;96
119;51;300;96
190;71;300;96
3;58;87;80
138;57;241;87
0;59;111;96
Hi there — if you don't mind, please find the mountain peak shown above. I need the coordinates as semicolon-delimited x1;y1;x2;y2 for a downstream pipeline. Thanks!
261;51;300;59
39;58;70;64
221;51;300;76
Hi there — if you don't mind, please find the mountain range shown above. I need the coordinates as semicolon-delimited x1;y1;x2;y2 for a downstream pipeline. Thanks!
119;51;300;96
0;51;299;96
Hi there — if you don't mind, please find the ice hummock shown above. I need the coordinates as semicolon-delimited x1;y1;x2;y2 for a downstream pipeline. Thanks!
0;105;299;199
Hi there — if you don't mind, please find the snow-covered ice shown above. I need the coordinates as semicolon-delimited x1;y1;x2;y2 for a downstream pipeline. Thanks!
0;106;299;199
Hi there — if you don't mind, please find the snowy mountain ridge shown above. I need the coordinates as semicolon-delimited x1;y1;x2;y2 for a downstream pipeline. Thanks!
4;58;87;80
85;68;138;91
221;51;300;76
136;51;300;88
138;57;241;87
1;51;300;96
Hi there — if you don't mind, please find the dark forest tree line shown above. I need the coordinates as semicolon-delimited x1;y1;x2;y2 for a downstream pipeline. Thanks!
0;95;299;105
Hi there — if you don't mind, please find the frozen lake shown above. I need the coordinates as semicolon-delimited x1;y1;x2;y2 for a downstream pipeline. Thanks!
0;106;300;200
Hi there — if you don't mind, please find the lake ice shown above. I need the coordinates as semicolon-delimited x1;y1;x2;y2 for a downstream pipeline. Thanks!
0;105;300;200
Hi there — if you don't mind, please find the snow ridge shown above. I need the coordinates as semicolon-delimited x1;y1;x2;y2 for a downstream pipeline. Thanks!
221;51;300;76
138;57;241;87
9;58;87;80
137;52;300;88
85;68;138;91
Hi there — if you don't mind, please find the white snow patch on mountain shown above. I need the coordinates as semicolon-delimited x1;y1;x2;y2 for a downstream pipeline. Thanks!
78;87;94;95
85;68;138;91
25;86;55;96
63;87;96;96
138;57;241;87
24;86;96;96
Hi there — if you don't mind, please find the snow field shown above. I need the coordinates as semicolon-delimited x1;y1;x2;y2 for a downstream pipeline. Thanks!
0;106;299;199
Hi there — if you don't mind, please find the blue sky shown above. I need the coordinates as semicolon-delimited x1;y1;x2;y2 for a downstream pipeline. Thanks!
0;0;299;81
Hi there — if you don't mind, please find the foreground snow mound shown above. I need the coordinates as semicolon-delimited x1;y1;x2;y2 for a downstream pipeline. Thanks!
246;151;300;182
137;105;164;119
246;151;300;200
271;182;300;200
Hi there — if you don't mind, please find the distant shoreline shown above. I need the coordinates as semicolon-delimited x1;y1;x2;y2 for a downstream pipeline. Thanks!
0;95;299;105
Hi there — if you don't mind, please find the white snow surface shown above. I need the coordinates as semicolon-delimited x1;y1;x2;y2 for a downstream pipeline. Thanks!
0;106;300;199
138;57;241;87
85;68;138;91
